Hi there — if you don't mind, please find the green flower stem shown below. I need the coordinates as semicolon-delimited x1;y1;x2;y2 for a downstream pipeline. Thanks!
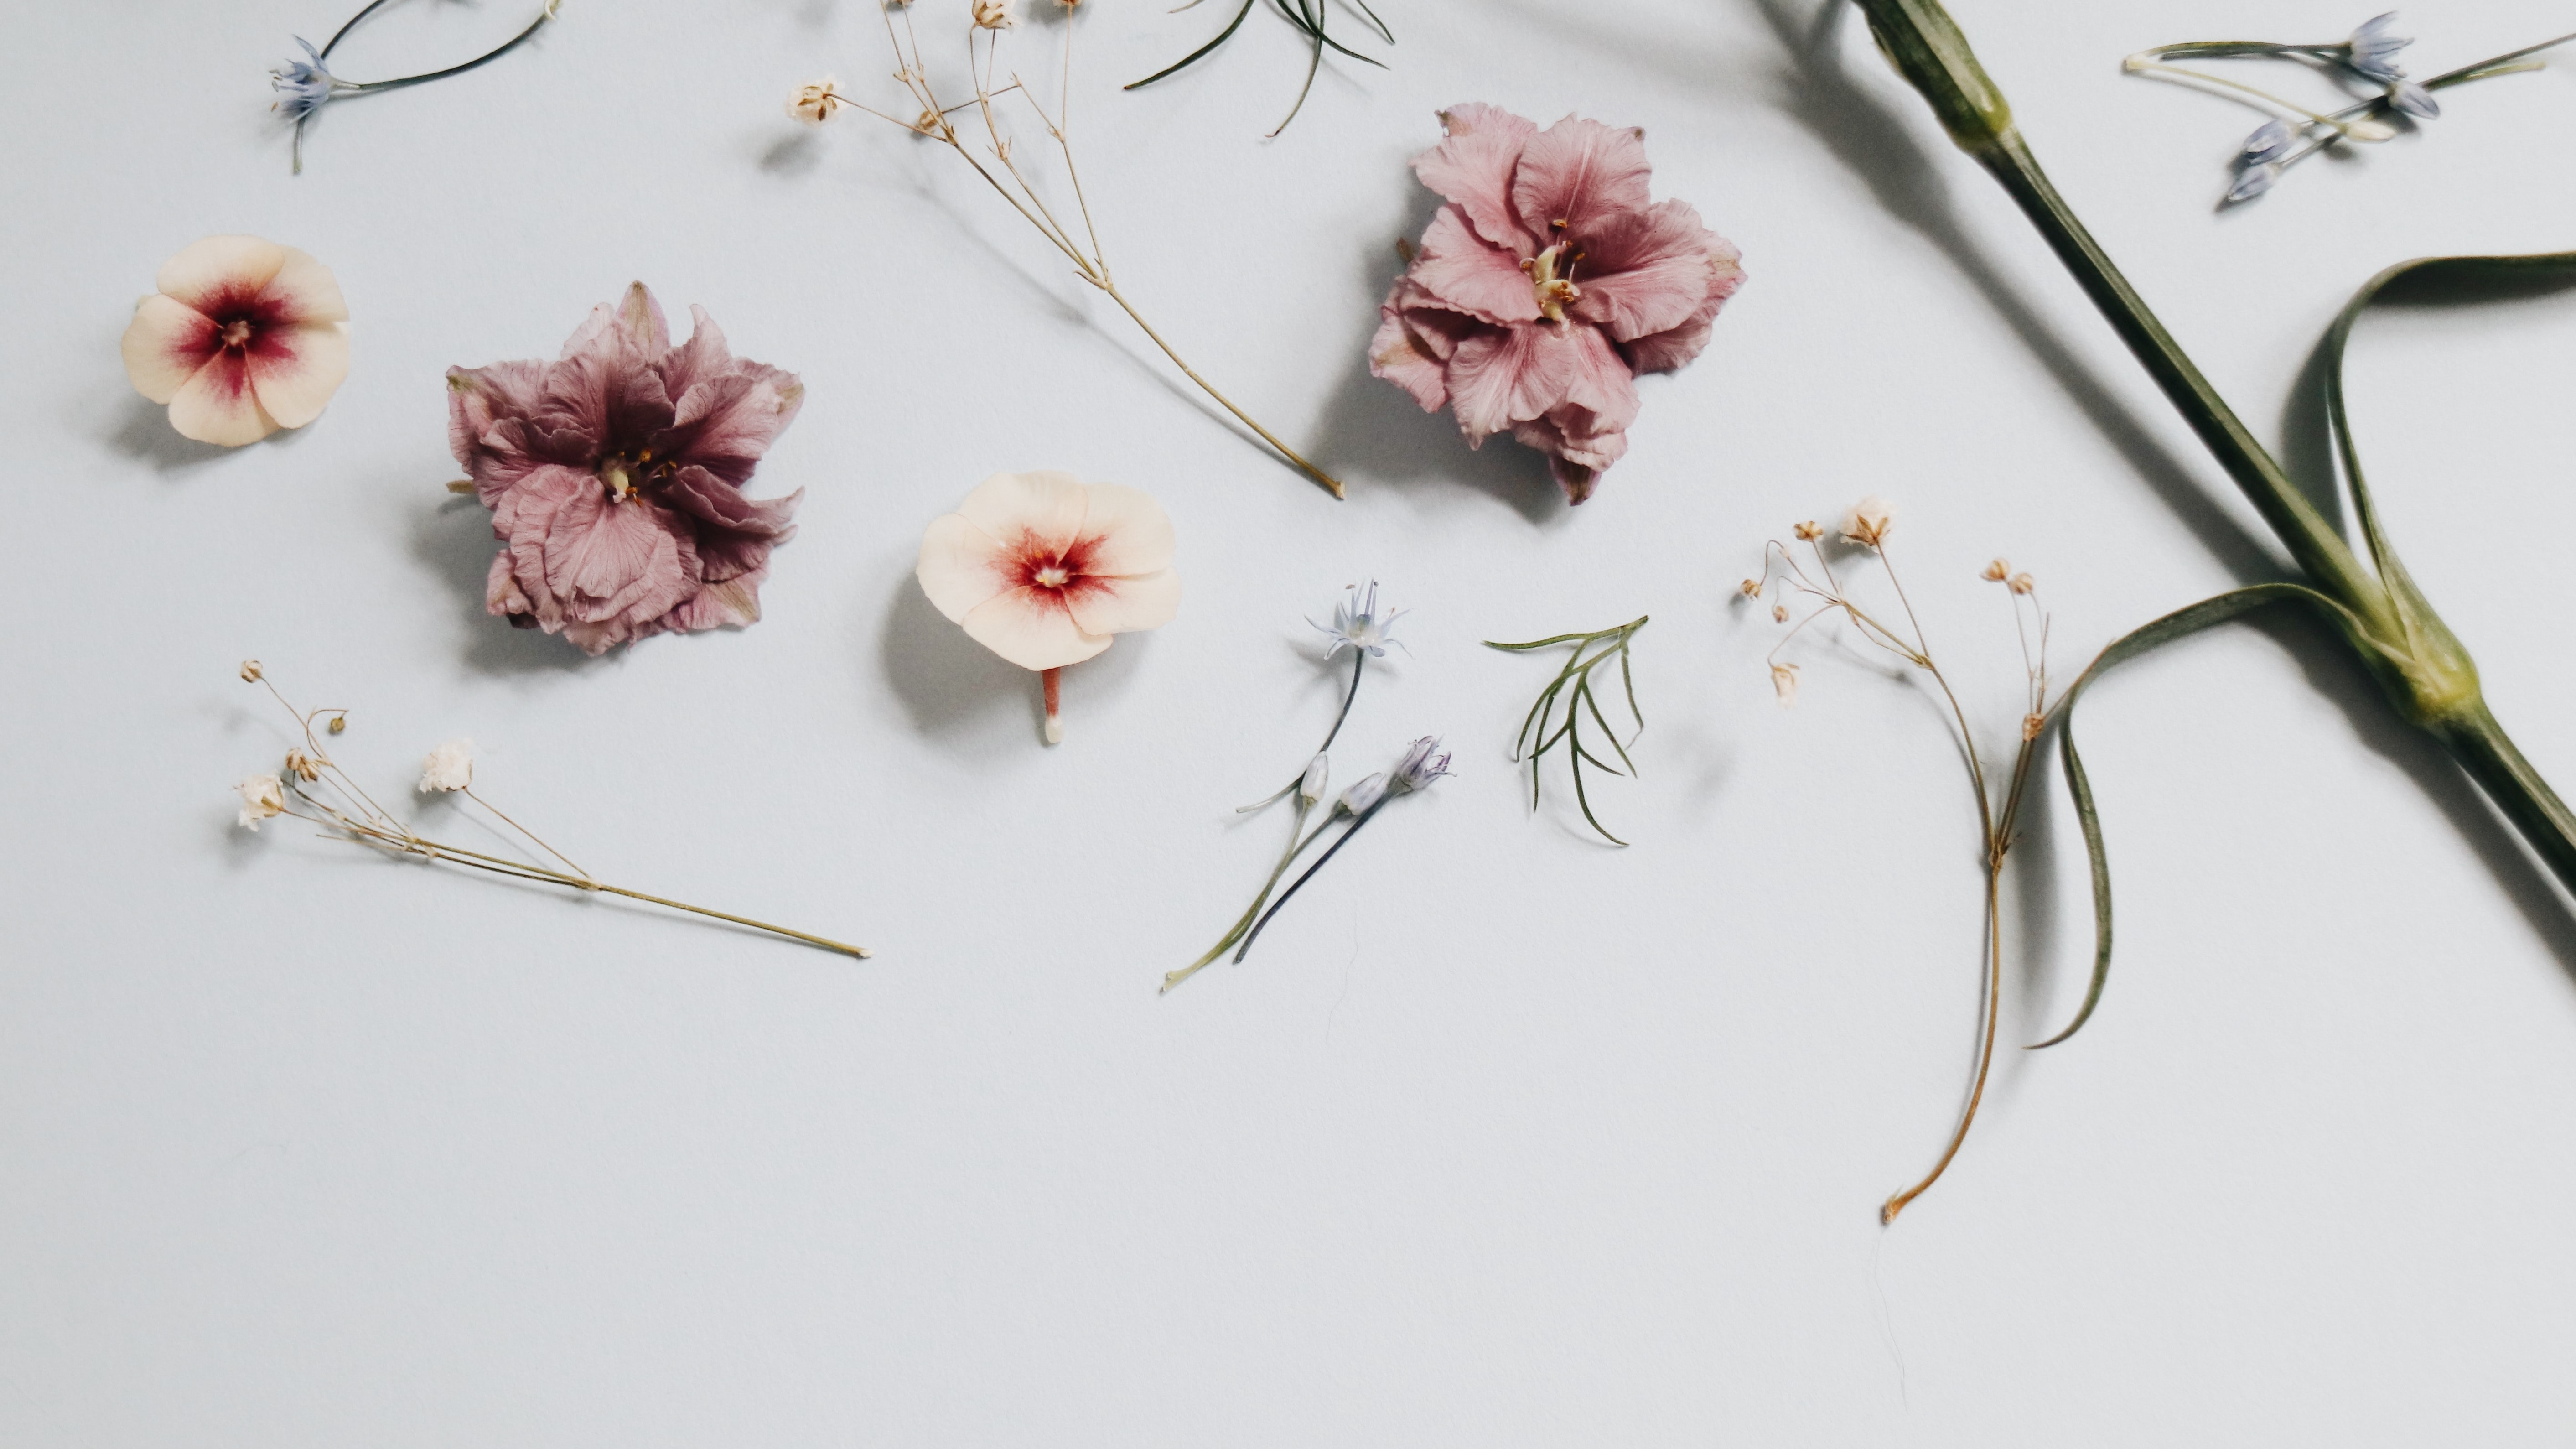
1850;0;2576;895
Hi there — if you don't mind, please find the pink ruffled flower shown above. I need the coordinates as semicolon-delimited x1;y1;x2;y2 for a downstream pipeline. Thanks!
446;283;806;654
1370;104;1745;504
119;236;351;447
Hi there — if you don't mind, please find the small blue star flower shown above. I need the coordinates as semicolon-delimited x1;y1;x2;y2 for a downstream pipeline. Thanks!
269;37;342;123
2345;12;2413;84
1314;580;1405;660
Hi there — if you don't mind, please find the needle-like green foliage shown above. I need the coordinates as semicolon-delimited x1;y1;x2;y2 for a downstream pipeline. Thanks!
1486;617;1648;847
1125;0;1393;136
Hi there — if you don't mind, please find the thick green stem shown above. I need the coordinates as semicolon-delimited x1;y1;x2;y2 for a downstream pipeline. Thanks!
1848;0;2576;896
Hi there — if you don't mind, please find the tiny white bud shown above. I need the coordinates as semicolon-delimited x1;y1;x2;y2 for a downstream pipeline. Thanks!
1340;772;1388;815
1299;753;1330;807
1771;662;1800;706
418;738;475;793
2342;118;2398;143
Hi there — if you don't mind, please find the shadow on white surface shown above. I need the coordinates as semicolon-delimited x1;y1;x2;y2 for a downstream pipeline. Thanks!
875;571;1152;752
405;494;612;676
104;391;278;476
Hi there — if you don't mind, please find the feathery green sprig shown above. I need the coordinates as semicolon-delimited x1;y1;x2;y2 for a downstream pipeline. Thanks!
1486;616;1647;847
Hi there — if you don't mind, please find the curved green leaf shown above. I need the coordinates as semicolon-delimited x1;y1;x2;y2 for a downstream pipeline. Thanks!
2030;582;2373;1049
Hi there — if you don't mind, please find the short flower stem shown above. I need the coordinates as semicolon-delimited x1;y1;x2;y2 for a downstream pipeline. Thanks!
1165;799;1327;992
1234;800;1386;964
1042;666;1063;745
1241;650;1367;812
1095;281;1345;499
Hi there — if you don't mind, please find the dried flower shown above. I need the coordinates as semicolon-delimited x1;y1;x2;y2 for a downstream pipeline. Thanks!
1370;104;1745;504
229;664;867;956
120;236;351;447
235;773;286;830
1772;603;1789;623
1841;496;1894;548
2022;712;2046;742
1981;559;2011;582
796;6;1343;495
447;282;806;655
268;1;562;173
1391;736;1454;794
418;738;474;793
1770;662;1799;706
2345;11;2412;83
1339;771;1389;816
2009;572;2036;595
1793;520;1823;541
1316;580;1404;659
270;37;342;123
1739;577;1763;598
1299;754;1330;807
239;660;264;682
787;78;846;124
915;471;1179;744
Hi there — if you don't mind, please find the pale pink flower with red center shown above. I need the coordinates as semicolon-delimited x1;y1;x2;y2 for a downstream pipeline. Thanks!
119;236;351;447
446;283;807;655
1369;104;1745;504
915;471;1180;744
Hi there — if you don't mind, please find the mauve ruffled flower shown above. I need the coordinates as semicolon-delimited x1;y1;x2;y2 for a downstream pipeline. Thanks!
446;283;806;655
1370;104;1745;503
120;235;351;447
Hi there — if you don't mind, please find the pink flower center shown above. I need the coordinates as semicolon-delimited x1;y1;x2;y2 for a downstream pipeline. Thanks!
1010;532;1106;613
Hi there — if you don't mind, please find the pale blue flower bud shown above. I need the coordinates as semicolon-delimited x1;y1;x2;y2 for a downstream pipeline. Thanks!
1340;772;1388;815
2387;79;2440;120
2240;119;2295;165
2227;162;2281;202
1298;753;1330;807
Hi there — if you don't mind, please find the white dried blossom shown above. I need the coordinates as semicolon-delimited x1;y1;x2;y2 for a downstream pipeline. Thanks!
418;738;475;794
1770;662;1800;706
972;0;1015;29
236;773;286;830
1840;496;1894;548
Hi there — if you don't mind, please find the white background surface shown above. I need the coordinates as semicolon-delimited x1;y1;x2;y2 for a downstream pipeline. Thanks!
7;0;2576;1441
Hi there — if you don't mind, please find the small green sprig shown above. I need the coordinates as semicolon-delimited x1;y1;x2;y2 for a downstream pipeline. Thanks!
1486;616;1648;847
1125;0;1394;137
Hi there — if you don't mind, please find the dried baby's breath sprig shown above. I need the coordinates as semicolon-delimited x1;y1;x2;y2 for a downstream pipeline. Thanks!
228;665;869;959
789;5;1343;497
1485;615;1648;847
1125;0;1394;137
1753;512;2062;1224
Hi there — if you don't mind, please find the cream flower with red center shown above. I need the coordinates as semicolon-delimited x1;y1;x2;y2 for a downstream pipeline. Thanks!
119;236;351;447
916;471;1179;743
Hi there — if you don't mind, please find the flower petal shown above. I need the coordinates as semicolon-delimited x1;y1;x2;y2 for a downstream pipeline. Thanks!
1620;236;1744;375
956;470;1089;549
1065;566;1179;638
560;281;671;361
446;360;558;500
243;320;350;429
1411;103;1540;254
1073;483;1174;577
261;246;348;324
120;294;217;404
1368;301;1451;412
916;512;1012;623
1408;205;1543;327
155;236;286;314
960;587;1112;671
166;351;278;446
1571;199;1728;342
664;568;769;633
543;488;700;628
1511;117;1653;245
